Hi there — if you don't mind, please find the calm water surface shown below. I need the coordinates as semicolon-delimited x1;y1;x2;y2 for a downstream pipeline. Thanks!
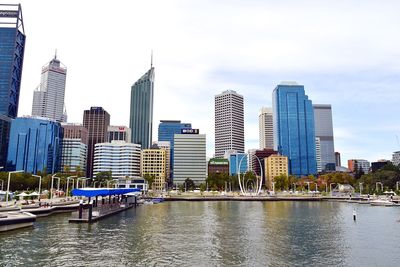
1;201;400;266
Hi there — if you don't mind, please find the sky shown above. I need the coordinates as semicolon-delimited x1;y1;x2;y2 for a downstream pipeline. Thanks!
7;0;400;164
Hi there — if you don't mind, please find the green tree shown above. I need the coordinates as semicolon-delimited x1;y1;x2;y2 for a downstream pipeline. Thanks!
184;178;196;191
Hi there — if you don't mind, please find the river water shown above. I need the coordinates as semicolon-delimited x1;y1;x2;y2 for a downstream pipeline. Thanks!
1;201;400;266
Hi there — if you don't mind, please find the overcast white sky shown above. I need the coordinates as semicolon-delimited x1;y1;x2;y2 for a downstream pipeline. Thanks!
9;0;400;164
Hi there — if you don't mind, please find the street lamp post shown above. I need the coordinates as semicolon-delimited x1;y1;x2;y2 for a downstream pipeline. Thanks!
50;174;60;199
293;183;296;192
272;181;275;194
376;182;383;192
6;170;24;206
66;176;77;197
76;177;86;189
359;182;363;195
329;183;336;196
31;174;42;196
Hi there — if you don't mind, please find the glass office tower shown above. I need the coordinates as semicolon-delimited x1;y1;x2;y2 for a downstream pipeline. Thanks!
129;66;154;149
7;116;63;174
158;120;192;182
273;82;317;176
0;4;26;168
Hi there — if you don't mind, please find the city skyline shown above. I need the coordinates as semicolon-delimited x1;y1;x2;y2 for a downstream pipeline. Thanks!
8;0;400;164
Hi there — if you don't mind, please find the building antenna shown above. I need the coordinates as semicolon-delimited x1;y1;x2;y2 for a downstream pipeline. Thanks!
54;49;57;60
151;50;153;68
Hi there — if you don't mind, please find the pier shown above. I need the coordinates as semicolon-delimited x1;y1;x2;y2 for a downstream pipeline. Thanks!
68;188;140;223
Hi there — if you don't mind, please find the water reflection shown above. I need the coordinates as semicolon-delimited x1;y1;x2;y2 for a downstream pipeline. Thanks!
1;201;400;266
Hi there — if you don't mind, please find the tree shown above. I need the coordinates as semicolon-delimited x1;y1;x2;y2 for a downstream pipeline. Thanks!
143;173;155;189
184;178;195;191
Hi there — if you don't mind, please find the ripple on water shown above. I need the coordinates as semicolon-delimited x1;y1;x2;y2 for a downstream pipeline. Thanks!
1;202;400;266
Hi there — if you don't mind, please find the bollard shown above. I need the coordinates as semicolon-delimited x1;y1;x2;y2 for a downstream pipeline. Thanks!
78;200;83;219
353;209;357;221
88;202;93;223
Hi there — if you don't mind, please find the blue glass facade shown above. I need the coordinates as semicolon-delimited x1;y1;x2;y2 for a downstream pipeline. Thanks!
229;153;248;176
158;120;192;182
273;83;317;176
7;117;63;174
0;115;11;167
0;27;25;119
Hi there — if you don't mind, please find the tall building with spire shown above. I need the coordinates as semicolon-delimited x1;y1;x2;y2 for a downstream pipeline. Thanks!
0;4;26;168
129;60;154;149
214;90;245;158
31;54;67;122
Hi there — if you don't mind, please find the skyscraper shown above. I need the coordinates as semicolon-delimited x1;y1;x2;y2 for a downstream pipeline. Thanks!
313;104;335;171
31;55;67;122
158;120;192;182
273;82;317;176
214;90;244;158
129;65;154;149
83;107;110;178
0;4;25;119
173;132;207;185
7;116;62;174
259;107;274;149
0;4;26;168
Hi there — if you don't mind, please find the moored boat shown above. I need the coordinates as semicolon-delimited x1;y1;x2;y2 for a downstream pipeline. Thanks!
370;199;394;206
0;211;36;232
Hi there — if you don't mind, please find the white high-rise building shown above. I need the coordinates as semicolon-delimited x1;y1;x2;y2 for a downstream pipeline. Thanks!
392;151;400;167
32;55;67;122
313;104;335;171
173;133;206;185
93;141;141;179
214;90;244;158
315;137;322;173
259;107;274;149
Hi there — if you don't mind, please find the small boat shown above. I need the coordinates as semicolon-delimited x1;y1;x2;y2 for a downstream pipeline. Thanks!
0;211;36;232
152;198;164;203
143;201;154;205
370;199;394;206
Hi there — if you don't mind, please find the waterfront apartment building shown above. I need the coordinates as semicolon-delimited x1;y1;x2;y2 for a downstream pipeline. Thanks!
348;159;370;173
83;107;110;178
60;123;88;173
141;147;167;191
152;141;171;183
173;133;207;185
93;141;141;179
31;55;67;122
158;120;191;181
129;66;154;149
273;82;317;176
7;116;62;174
392;151;400;167
108;125;131;143
313;104;335;171
0;4;26;168
259;107;274;149
265;155;288;189
214;90;245;158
